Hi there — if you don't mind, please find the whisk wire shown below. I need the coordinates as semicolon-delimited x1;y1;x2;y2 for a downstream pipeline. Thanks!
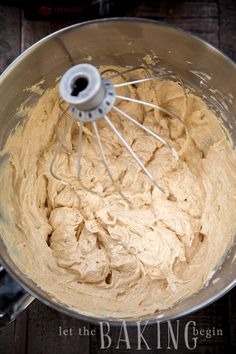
50;118;73;185
104;115;165;193
56;63;189;198
114;77;156;88
92;121;129;201
116;94;188;134
77;121;83;180
113;105;177;157
56;105;73;154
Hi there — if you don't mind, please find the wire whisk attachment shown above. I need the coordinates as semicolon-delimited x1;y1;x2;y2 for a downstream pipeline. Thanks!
50;64;188;200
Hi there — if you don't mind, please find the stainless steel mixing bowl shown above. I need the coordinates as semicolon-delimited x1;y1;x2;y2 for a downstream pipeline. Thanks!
0;18;236;325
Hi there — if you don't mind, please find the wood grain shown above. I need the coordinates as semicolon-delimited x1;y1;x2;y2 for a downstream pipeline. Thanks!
218;0;236;60
26;300;90;354
0;5;21;73
126;0;219;47
0;321;15;354
21;12;75;51
14;310;28;354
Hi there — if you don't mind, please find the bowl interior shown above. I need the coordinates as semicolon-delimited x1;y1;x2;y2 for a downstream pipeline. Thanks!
0;18;236;324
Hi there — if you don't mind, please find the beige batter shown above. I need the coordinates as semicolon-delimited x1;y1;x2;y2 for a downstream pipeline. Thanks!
1;68;236;319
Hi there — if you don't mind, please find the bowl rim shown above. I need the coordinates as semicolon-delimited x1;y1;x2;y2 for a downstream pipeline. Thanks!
1;17;236;326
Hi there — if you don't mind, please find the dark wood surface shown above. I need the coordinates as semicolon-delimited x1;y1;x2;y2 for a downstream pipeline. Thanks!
0;1;236;353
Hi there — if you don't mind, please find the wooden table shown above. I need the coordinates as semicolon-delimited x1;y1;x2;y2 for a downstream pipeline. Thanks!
0;1;236;353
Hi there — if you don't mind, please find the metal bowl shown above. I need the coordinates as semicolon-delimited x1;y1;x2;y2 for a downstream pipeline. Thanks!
0;18;236;325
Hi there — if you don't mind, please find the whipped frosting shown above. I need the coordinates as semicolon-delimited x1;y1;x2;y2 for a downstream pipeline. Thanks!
1;68;236;319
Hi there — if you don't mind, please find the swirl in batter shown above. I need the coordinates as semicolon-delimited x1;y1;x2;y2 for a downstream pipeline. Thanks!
1;69;236;319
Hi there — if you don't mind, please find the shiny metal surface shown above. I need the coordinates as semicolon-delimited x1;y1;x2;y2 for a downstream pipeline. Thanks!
59;63;115;118
0;18;236;325
57;64;179;195
0;265;34;326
